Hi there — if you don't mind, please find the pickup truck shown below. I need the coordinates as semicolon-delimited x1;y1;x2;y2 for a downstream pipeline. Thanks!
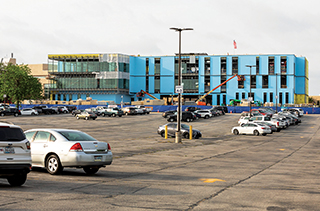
135;105;150;114
97;106;123;117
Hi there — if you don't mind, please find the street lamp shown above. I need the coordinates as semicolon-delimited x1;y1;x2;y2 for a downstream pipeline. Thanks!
275;73;278;113
246;65;256;117
170;27;193;143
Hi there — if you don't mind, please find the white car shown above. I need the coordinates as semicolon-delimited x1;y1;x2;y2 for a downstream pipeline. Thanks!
24;129;113;175
232;122;272;136
0;123;32;186
194;110;212;119
20;108;39;116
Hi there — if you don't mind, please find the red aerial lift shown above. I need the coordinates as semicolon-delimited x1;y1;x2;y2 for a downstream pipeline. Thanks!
136;90;158;100
195;74;245;105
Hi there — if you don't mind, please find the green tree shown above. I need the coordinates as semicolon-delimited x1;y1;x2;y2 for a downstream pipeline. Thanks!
0;63;43;108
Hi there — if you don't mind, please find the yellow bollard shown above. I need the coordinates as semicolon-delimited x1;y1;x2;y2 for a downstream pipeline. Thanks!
165;125;168;139
190;125;192;140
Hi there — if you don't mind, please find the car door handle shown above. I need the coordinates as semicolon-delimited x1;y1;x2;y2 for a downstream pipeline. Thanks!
43;144;48;148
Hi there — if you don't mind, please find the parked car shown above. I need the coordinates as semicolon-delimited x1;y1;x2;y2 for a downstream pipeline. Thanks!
167;111;196;122
232;122;272;136
85;107;100;115
72;109;84;116
104;107;123;117
0;123;32;186
0;104;10;110
57;106;69;114
32;106;56;114
212;106;228;114
157;123;202;139
250;109;272;117
76;111;97;120
185;107;202;112
65;105;77;112
208;108;219;116
258;122;277;133
20;108;39;116
194;110;212;119
162;110;176;118
135;105;150;114
121;107;137;115
24;129;113;175
0;107;21;117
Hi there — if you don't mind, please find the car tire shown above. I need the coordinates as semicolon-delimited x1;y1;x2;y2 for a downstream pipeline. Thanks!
183;133;189;139
1;113;5;116
118;115;122;117
85;116;89;120
277;128;281;132
126;112;129;116
46;155;63;175
186;118;190;122
169;118;174;122
205;115;209;119
76;116;80;120
233;129;239;135
190;118;194;122
93;118;96;120
160;131;165;137
102;113;106;117
31;112;35;116
7;173;27;186
112;113;116;117
262;133;267;136
83;167;100;175
254;130;259;136
14;113;19;117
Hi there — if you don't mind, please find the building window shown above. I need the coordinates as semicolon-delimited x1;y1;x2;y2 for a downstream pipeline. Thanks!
262;75;268;88
242;92;246;100
238;78;244;89
268;56;275;75
281;56;287;73
281;75;287;88
236;93;239;100
251;75;256;88
249;92;254;101
256;57;260;74
77;94;81;99
146;58;149;92
270;93;273;103
263;93;267;103
154;58;160;74
217;94;220;106
279;92;283;105
285;93;289;104
154;76;160;93
69;94;72;101
221;75;226;93
205;57;210;75
221;57;226;75
232;57;238;75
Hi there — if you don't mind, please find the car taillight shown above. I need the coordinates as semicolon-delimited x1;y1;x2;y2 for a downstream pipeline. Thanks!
70;143;83;152
107;143;111;151
277;122;279;126
261;127;267;129
26;141;31;150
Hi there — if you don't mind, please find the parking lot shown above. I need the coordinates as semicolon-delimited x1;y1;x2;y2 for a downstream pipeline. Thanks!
0;112;319;210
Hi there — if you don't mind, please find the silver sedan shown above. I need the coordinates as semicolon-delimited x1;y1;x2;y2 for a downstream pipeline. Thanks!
24;129;112;175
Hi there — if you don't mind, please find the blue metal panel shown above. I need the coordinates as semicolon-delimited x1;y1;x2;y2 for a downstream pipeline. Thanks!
295;77;306;94
161;57;174;75
149;58;155;75
287;55;295;75
211;57;220;75
149;76;155;93
295;57;306;76
130;76;146;93
160;76;174;93
259;55;269;75
199;56;205;93
130;57;146;76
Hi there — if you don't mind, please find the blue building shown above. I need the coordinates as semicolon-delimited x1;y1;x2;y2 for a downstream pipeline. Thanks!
48;53;309;105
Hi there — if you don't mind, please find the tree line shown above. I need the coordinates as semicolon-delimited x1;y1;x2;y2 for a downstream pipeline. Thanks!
0;63;42;108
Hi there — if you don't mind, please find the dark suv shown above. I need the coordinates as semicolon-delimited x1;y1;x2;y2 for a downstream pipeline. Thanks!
0;108;21;117
167;111;196;122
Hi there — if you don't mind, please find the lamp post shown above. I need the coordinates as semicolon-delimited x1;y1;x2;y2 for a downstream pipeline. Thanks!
275;73;278;113
170;27;193;143
246;65;256;117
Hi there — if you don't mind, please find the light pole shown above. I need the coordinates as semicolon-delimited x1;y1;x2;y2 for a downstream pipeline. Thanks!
246;65;256;117
170;27;193;143
275;73;278;113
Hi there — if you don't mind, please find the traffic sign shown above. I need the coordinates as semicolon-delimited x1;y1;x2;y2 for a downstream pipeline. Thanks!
175;86;183;93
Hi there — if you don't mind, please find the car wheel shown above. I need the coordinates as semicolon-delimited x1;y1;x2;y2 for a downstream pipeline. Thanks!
76;116;80;120
186;118;190;122
1;113;5;116
190;118;194;122
277;128;281;132
126;112;129;116
14;113;19;117
183;133;189;139
112;113;116;117
233;129;239;135
262;133;267;136
254;130;259;136
118;115;122;117
83;167;100;175
85;116;89;120
205;115;209;119
7;173;27;186
160;131;165;137
46;155;63;175
93;118;96;120
169;118;174;122
101;113;105;117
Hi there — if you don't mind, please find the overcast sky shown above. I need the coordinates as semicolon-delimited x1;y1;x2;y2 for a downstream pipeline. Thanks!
1;0;319;95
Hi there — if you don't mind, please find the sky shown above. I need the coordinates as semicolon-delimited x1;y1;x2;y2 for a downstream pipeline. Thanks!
0;0;319;95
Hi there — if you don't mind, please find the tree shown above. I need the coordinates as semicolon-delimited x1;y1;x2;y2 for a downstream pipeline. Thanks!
0;63;43;108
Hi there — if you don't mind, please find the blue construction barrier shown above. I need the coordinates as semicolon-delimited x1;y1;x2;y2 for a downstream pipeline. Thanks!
11;104;320;114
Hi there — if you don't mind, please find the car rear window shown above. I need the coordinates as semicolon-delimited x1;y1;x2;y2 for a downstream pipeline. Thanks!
0;127;26;141
58;131;97;141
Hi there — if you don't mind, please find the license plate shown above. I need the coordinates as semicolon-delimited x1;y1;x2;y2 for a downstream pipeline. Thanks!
94;156;102;161
5;147;15;154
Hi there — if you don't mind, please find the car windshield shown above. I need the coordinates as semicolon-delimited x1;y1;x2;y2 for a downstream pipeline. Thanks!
181;124;189;129
58;131;97;141
0;127;26;141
